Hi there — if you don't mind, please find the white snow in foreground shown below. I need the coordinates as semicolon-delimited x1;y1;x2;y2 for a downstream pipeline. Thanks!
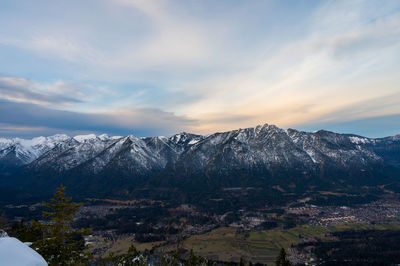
0;237;47;266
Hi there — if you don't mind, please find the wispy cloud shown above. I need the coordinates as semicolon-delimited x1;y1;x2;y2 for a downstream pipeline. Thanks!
0;77;83;106
0;36;103;65
0;100;196;137
176;1;400;134
0;0;217;76
296;113;400;138
0;0;399;137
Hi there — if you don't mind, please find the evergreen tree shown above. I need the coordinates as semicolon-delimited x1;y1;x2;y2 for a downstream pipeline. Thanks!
33;185;92;265
275;247;291;266
10;219;28;240
161;252;180;266
187;249;207;266
10;219;43;242
103;245;148;266
0;215;8;231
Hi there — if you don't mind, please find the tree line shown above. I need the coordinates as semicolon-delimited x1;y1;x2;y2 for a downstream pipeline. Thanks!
6;185;292;266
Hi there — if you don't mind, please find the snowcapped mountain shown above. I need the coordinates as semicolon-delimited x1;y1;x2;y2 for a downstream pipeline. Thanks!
27;133;203;174
0;134;71;169
30;134;119;172
0;125;399;197
164;125;391;190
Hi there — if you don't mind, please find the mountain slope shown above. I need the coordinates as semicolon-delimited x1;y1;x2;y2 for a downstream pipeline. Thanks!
0;124;399;200
0;134;70;171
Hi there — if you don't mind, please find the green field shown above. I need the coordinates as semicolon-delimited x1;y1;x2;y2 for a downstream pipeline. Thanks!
99;236;165;258
156;222;400;265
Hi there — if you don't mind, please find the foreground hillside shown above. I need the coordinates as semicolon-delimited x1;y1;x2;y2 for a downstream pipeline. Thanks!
0;124;399;205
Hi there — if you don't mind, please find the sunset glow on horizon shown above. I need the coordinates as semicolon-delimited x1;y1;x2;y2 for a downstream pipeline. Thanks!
0;0;399;138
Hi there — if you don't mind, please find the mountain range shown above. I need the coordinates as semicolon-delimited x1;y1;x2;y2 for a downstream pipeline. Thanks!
1;124;399;205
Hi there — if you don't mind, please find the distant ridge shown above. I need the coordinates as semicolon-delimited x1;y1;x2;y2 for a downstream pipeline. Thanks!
0;124;399;202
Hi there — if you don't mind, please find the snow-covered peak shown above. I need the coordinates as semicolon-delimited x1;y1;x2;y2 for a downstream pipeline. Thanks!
254;125;264;135
1;126;399;175
169;132;203;146
16;135;66;148
127;135;141;142
0;137;14;149
0;135;73;164
1;134;69;147
71;133;122;142
97;134;111;141
47;134;70;142
73;134;97;142
170;132;187;143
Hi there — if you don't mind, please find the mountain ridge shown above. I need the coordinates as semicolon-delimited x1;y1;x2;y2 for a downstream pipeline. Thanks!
0;123;399;203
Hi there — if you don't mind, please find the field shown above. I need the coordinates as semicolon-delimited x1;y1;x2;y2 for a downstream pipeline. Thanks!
97;236;165;259
97;222;400;264
156;226;327;264
155;222;400;265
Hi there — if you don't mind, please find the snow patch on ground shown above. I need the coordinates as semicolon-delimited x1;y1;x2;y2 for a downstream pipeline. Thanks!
305;148;318;163
0;237;47;266
188;139;200;145
349;136;369;144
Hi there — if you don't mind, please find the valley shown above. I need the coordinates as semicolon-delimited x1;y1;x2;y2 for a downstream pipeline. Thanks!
3;192;400;265
1;124;400;264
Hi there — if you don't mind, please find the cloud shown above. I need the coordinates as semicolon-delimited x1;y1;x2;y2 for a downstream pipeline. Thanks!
0;1;399;137
291;92;400;138
0;0;216;77
296;113;400;138
0;77;82;106
0;100;196;137
29;36;104;64
329;13;400;59
174;1;400;134
0;34;104;66
298;93;400;125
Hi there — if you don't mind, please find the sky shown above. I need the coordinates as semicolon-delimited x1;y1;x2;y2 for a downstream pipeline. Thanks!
0;0;399;138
